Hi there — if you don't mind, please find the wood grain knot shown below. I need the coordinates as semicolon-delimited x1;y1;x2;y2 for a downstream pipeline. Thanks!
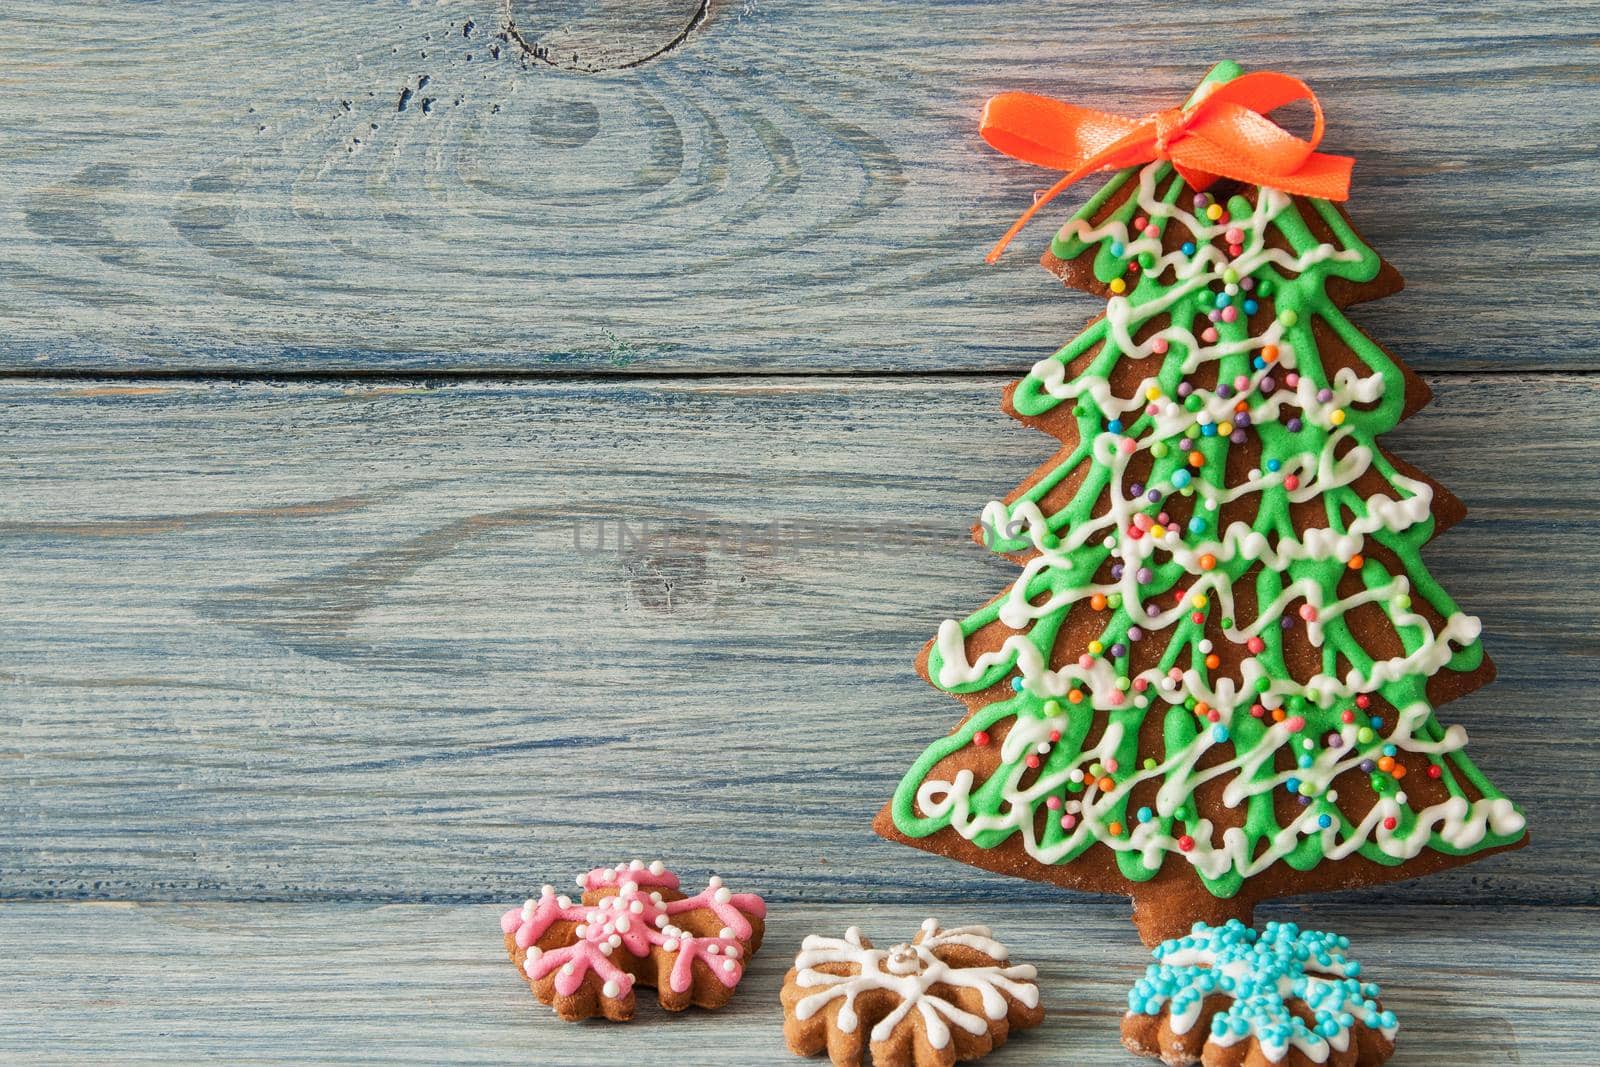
504;0;709;73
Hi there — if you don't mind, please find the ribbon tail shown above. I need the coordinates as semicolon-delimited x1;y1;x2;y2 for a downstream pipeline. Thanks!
984;127;1159;264
1172;162;1221;194
985;162;1097;264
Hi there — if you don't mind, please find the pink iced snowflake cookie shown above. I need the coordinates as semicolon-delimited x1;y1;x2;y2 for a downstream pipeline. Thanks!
499;860;767;1022
780;918;1043;1067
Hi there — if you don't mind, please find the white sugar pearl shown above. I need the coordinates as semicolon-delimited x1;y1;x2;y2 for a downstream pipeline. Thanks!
719;927;733;940
655;915;669;929
723;960;737;973
708;876;723;889
603;980;620;998
629;901;644;914
575;875;587;889
648;860;666;876
616;917;631;933
629;859;645;870
556;895;572;909
726;945;741;959
706;944;720;955
599;942;613;956
541;884;555;897
561;963;574;976
575;924;588;937
1198;639;1213;653
526;947;543;963
663;939;679;952
713;887;732;905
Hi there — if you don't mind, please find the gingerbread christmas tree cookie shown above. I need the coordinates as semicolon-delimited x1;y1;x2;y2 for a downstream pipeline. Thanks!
876;63;1526;945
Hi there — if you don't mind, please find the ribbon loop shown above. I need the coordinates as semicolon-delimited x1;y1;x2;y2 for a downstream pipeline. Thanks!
982;69;1353;263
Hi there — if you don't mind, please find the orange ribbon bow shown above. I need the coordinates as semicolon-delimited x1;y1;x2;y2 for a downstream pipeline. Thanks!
980;71;1354;262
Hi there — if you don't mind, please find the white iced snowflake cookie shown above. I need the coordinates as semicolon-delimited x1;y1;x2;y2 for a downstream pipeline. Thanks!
780;918;1043;1067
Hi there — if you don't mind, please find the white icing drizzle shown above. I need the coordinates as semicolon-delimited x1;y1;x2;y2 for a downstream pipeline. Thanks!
791;919;1039;1050
917;698;1523;879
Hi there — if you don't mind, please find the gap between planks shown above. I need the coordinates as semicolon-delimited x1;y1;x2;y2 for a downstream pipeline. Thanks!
0;366;1595;386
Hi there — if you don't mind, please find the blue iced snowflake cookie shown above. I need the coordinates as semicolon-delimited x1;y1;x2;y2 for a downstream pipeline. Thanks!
1121;920;1397;1066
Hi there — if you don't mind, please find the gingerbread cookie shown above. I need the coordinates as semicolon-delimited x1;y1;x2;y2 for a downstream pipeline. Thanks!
781;918;1042;1067
1123;920;1396;1066
499;860;766;1021
876;61;1526;946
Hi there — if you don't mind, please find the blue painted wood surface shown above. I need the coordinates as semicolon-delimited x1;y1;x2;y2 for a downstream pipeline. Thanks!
3;1;1598;1063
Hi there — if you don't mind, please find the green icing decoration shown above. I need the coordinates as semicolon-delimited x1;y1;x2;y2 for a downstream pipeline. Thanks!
890;72;1524;899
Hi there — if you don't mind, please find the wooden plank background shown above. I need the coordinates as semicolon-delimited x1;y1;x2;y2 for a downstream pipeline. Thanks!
4;901;1592;1064
0;0;1595;372
4;0;1599;1063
